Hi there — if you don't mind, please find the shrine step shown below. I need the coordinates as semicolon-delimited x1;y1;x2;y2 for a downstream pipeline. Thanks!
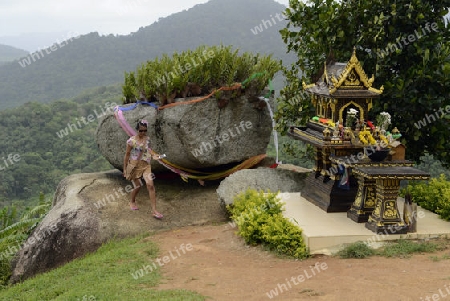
280;192;450;255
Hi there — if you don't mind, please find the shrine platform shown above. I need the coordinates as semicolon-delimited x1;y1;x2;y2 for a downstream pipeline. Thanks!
280;192;450;255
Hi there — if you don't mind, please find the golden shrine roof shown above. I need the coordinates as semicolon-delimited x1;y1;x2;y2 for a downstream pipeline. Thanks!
303;48;384;98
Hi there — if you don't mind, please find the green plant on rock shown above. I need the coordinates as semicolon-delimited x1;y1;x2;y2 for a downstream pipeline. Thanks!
235;52;255;86
122;71;137;103
214;46;240;87
227;189;309;259
121;45;281;105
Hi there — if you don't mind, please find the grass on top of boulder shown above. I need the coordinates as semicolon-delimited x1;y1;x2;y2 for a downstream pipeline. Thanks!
226;188;309;259
122;44;281;105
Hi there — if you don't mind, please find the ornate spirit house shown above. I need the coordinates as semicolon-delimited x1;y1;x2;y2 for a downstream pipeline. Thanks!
288;48;429;234
303;48;383;130
289;48;384;212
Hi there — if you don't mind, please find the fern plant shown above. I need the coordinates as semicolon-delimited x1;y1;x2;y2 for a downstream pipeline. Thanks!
0;207;17;231
0;193;52;288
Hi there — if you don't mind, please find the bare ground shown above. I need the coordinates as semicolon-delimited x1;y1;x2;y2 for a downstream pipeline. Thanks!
150;224;450;301
132;176;450;301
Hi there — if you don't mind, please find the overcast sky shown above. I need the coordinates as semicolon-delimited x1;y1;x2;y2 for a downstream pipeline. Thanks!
0;0;289;37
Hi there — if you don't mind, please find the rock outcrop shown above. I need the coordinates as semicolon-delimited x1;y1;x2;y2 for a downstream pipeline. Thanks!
10;164;309;283
216;165;311;210
10;170;227;283
95;95;274;172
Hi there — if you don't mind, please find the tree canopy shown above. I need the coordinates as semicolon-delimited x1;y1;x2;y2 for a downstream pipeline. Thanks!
0;86;118;203
275;0;450;166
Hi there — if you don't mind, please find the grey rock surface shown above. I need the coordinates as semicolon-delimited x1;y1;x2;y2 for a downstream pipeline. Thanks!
10;172;104;284
95;96;274;172
10;169;228;283
216;166;311;210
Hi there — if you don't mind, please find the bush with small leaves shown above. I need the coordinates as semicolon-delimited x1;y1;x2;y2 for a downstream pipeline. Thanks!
403;174;450;221
261;213;308;259
227;189;309;259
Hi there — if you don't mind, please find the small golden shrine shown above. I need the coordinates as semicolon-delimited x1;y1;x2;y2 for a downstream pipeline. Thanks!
302;47;383;128
291;48;388;189
288;48;430;235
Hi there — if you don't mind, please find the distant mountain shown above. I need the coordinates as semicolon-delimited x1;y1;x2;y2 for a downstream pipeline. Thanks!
0;44;28;65
0;0;294;110
0;31;74;52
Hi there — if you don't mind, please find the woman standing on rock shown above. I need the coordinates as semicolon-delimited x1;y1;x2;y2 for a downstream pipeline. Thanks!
123;119;163;219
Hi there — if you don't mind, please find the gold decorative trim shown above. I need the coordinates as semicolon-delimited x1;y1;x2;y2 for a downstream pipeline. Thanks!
302;81;315;90
292;128;323;144
351;170;430;181
366;98;373;112
338;100;365;124
329;48;383;95
368;86;384;94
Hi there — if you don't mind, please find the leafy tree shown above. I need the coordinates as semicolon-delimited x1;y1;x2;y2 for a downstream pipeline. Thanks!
0;86;117;202
276;0;450;167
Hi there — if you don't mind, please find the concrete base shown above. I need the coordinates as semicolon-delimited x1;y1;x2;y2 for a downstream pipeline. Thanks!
280;192;450;255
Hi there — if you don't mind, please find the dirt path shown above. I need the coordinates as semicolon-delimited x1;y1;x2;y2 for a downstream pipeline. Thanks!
151;224;450;301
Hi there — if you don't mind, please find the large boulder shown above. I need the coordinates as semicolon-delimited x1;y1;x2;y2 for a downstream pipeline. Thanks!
95;95;274;172
10;170;227;283
216;165;311;210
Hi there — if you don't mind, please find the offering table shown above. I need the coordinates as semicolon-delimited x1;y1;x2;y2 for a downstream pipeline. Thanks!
351;166;430;234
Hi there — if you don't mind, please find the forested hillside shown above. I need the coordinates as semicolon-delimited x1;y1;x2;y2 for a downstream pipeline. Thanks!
0;0;292;110
0;44;28;65
0;86;119;204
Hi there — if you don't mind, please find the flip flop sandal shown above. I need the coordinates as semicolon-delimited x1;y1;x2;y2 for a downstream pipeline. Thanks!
153;212;163;219
130;204;139;210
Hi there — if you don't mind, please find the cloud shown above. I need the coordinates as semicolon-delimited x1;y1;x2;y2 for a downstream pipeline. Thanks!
0;0;289;37
0;0;209;36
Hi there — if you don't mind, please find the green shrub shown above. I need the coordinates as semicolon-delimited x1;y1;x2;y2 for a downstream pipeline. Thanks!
228;189;283;217
261;214;308;258
402;174;450;221
227;189;309;259
337;241;375;259
227;189;282;245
